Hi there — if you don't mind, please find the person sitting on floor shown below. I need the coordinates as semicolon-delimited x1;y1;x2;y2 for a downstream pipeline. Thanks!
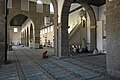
93;48;99;54
42;50;48;59
9;42;13;50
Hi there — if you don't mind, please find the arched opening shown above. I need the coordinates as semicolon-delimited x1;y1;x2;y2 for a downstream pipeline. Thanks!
37;0;57;56
30;24;34;48
60;1;96;56
9;14;28;46
9;14;34;47
58;0;107;77
9;14;27;46
68;3;96;53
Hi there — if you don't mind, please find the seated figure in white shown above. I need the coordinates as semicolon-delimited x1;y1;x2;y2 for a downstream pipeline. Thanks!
93;48;99;54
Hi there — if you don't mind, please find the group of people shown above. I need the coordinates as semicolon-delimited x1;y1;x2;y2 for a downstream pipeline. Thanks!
70;45;100;55
70;46;89;53
93;48;99;54
8;42;13;51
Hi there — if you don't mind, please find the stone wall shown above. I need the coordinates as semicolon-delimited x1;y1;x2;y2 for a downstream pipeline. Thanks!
106;0;120;78
0;0;5;68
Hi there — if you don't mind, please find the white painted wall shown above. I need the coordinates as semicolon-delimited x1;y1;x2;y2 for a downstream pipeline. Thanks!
81;4;106;52
57;0;64;23
10;26;21;45
97;21;103;51
68;4;106;52
96;4;106;52
40;26;54;47
86;13;91;50
68;10;81;33
70;3;80;11
91;5;99;21
99;4;106;21
21;18;35;47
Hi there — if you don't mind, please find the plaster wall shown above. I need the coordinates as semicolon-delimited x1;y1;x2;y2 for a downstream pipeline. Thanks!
10;26;21;45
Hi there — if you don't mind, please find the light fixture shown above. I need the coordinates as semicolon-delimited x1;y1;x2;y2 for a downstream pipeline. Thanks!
37;0;42;4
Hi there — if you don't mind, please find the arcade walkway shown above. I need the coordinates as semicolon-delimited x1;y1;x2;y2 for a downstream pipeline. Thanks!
0;46;118;80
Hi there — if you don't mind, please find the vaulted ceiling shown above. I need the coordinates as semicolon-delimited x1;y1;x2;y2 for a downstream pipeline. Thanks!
10;14;28;26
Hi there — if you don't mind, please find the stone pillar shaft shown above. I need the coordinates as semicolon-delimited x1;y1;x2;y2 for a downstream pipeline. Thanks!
106;0;120;78
90;28;96;51
34;29;40;49
58;25;69;58
0;0;5;67
54;27;58;56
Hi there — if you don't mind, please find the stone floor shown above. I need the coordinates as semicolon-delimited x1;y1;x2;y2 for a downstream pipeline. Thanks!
0;46;119;80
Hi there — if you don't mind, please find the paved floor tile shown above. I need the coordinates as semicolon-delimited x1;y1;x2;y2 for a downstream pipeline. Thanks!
0;46;119;80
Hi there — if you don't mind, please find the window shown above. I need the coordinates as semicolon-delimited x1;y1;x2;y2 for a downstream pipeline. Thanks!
50;3;54;13
42;29;45;34
14;28;18;32
45;28;47;33
37;0;42;4
40;30;42;34
48;27;50;32
51;26;53;32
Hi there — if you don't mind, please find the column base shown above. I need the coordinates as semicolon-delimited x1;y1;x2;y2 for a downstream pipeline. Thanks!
107;69;120;79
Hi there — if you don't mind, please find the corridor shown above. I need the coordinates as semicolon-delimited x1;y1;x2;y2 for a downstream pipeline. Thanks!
0;47;118;80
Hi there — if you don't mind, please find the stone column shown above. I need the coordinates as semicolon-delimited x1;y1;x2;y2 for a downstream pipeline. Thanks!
0;0;5;67
24;30;27;46
34;29;40;49
106;0;120;78
30;13;41;49
7;26;10;45
33;21;40;49
58;25;69;58
21;32;23;45
90;26;96;51
23;30;26;46
54;24;59;57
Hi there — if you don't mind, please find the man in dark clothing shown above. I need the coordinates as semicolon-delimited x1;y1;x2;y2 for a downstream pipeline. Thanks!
42;50;48;59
